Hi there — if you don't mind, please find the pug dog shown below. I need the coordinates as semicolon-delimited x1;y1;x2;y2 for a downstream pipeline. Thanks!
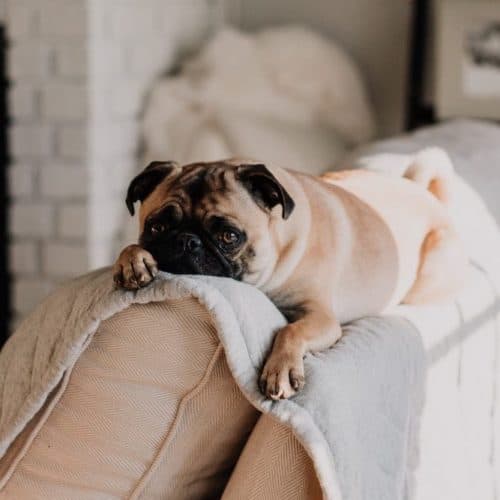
113;151;467;400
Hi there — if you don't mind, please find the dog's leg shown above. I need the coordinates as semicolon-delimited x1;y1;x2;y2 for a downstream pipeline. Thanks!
113;244;158;290
260;308;341;400
403;227;468;305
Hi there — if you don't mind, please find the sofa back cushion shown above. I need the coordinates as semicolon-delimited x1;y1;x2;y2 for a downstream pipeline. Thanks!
0;298;258;499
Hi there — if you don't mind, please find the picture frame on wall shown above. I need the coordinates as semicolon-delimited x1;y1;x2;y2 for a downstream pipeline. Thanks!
435;0;500;120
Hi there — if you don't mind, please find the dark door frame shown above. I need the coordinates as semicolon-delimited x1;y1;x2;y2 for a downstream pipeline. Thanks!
0;25;10;348
406;0;435;130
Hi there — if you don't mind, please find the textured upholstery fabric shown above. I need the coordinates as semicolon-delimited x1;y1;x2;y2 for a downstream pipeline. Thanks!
137;346;259;499
0;298;258;499
222;414;322;500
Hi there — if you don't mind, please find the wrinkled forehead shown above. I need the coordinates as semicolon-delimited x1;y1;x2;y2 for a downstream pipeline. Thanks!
174;162;233;199
139;161;259;226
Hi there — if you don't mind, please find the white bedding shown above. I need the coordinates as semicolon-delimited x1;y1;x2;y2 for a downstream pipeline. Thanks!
355;121;500;499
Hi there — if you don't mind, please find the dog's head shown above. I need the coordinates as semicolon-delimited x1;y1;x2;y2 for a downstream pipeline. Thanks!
125;159;295;282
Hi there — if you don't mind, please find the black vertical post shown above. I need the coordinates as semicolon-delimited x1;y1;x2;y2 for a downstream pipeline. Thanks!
0;25;10;348
406;0;434;129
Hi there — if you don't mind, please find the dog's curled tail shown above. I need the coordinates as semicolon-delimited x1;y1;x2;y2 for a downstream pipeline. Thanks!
403;147;455;204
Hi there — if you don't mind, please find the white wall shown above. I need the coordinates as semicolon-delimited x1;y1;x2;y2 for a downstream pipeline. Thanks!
6;0;226;325
228;0;412;136
86;0;224;268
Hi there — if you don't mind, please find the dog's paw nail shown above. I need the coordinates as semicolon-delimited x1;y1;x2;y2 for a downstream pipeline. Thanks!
124;278;138;290
290;373;305;391
268;387;278;397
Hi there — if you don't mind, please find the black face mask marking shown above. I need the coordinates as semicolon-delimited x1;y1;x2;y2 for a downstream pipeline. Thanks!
140;211;248;280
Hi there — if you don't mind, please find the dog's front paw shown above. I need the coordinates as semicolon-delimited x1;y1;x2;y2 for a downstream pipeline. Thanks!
113;244;158;290
259;346;305;400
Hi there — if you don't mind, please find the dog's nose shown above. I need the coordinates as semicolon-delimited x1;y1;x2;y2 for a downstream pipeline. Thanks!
176;233;202;253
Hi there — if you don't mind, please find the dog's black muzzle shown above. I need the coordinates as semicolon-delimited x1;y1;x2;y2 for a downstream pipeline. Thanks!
142;230;234;278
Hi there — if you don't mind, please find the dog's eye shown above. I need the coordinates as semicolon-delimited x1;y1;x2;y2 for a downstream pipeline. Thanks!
219;230;239;245
150;223;165;235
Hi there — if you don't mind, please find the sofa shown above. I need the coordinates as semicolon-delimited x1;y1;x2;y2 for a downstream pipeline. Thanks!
1;120;500;500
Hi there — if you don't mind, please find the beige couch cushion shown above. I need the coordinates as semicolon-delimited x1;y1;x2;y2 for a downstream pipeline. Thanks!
222;414;322;500
0;298;258;499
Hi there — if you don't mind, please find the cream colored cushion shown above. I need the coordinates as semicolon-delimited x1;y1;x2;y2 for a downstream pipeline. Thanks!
0;298;258;499
222;414;322;500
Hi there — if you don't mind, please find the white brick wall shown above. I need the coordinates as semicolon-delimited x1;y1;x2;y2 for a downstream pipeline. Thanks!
41;83;87;121
10;202;54;237
9;42;52;79
58;202;87;239
8;164;35;197
9;241;38;274
39;0;86;38
56;125;86;159
9;83;38;120
6;0;97;323
42;242;88;276
6;0;227;324
40;165;88;198
6;4;34;38
10;124;54;157
54;45;86;78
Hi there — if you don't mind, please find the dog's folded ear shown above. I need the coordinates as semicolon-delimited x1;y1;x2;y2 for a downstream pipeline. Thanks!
237;164;295;219
125;161;180;216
